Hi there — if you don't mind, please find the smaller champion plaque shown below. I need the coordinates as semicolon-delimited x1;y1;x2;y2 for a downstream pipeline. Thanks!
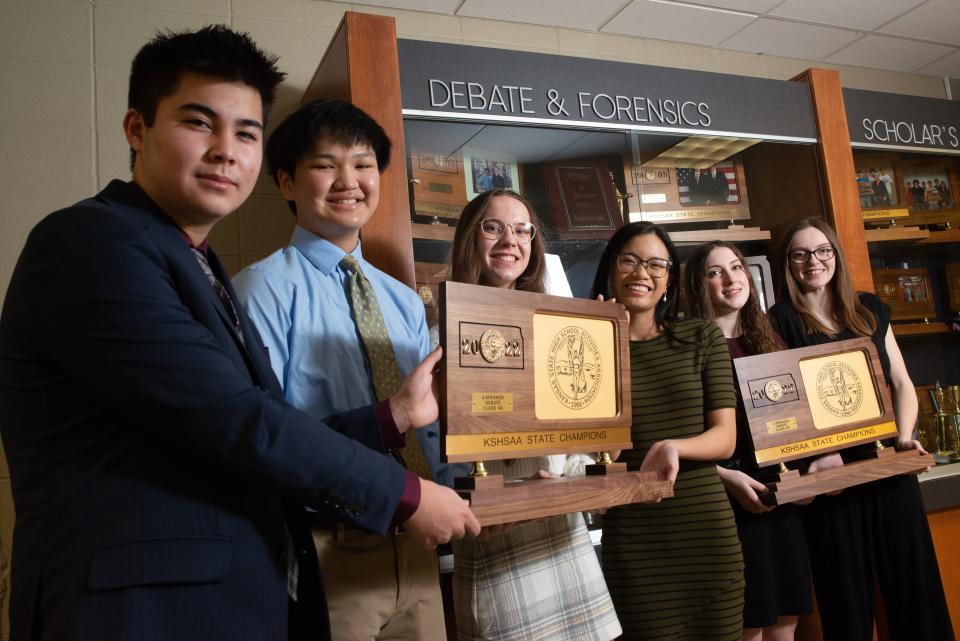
439;282;673;525
734;337;933;505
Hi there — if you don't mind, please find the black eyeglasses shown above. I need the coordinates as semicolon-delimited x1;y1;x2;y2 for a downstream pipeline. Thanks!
788;246;835;264
615;253;672;278
478;219;537;244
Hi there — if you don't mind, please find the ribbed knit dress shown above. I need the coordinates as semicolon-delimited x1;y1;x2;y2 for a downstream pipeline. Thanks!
601;318;744;640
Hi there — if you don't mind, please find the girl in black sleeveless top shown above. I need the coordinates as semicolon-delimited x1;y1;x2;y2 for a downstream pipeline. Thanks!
768;218;952;641
686;240;812;641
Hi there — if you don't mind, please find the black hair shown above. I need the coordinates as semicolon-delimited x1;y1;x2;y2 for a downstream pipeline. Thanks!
590;221;682;340
265;100;392;215
127;24;285;167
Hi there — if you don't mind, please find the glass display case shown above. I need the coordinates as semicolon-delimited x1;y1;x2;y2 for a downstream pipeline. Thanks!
404;118;826;326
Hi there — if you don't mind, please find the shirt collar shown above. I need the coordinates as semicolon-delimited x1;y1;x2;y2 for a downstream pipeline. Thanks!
290;225;364;276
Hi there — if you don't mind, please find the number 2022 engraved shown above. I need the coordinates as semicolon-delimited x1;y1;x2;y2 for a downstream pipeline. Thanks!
461;338;521;357
457;323;524;369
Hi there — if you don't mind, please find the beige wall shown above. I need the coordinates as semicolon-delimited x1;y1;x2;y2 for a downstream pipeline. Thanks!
0;0;950;636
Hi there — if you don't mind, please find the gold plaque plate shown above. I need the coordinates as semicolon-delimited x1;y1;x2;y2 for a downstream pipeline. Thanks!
533;314;617;420
799;350;882;430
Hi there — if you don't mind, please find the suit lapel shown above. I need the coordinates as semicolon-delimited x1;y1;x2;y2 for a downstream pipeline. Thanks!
97;181;279;393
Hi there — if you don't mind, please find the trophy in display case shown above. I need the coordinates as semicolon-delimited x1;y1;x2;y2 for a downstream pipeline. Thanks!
439;282;673;525
410;147;469;222
929;382;960;462
872;268;936;322
625;156;752;225
734;337;934;506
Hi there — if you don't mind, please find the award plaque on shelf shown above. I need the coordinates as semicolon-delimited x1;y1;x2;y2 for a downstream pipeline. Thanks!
541;159;623;239
734;337;933;506
439;282;673;525
872;268;936;321
626;157;752;224
410;148;469;221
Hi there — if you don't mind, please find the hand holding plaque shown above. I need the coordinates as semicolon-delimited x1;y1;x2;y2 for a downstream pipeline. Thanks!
440;282;673;525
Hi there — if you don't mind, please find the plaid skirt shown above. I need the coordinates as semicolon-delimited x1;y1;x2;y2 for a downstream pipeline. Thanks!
452;458;621;641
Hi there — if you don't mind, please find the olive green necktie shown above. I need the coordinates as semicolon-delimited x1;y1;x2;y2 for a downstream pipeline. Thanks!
340;255;434;481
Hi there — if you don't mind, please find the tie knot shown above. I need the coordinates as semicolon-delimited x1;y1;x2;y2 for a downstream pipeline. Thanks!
340;254;360;275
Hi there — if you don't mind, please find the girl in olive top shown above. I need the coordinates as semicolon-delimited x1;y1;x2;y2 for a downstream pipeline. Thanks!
686;240;812;641
593;222;744;640
768;217;952;641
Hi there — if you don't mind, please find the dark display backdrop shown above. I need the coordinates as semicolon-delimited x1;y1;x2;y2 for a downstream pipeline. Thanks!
845;88;960;153
398;39;818;141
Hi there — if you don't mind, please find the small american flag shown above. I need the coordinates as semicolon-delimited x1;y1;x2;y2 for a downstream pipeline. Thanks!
676;163;740;205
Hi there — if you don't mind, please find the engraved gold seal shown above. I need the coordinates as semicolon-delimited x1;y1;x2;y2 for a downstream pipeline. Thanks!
479;329;506;363
764;380;784;402
816;361;863;418
546;326;602;410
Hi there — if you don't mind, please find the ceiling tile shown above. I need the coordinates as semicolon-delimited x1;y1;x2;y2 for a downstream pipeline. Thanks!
916;49;960;78
878;0;960;46
601;0;756;47
826;34;956;73
347;0;461;14
684;0;781;13
458;0;626;31
768;0;925;30
723;17;860;59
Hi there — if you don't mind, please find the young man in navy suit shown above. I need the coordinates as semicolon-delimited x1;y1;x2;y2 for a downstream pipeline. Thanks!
0;25;478;641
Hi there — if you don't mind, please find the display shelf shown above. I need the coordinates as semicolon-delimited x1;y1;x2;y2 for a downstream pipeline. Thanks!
892;322;949;336
919;228;960;244
667;226;770;245
865;226;930;243
412;222;455;241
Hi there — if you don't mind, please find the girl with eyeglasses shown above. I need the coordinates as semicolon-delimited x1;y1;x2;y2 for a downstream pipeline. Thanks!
441;188;622;641
592;222;744;640
685;240;812;641
768;217;952;641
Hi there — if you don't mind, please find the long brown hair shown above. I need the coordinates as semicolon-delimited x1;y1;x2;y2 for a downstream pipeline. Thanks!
448;188;546;293
685;241;781;355
778;217;876;337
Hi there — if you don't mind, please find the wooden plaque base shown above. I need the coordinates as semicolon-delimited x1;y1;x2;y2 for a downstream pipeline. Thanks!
761;448;934;506
455;470;673;526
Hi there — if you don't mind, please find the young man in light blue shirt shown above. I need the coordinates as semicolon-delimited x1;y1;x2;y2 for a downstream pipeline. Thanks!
234;100;464;641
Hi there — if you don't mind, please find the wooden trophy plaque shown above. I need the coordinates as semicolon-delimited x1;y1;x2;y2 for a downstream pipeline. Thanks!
439;282;673;525
734;337;933;505
872;268;936;321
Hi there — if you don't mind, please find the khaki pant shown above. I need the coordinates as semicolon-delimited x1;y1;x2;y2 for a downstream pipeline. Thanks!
311;527;445;641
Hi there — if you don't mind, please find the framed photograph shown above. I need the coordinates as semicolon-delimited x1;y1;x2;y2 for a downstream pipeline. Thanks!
541;158;623;239
463;150;521;201
744;255;775;313
903;168;953;212
853;159;899;209
630;157;750;224
677;162;741;207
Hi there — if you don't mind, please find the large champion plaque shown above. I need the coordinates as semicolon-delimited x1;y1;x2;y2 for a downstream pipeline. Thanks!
440;282;632;461
440;282;672;525
734;337;932;505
